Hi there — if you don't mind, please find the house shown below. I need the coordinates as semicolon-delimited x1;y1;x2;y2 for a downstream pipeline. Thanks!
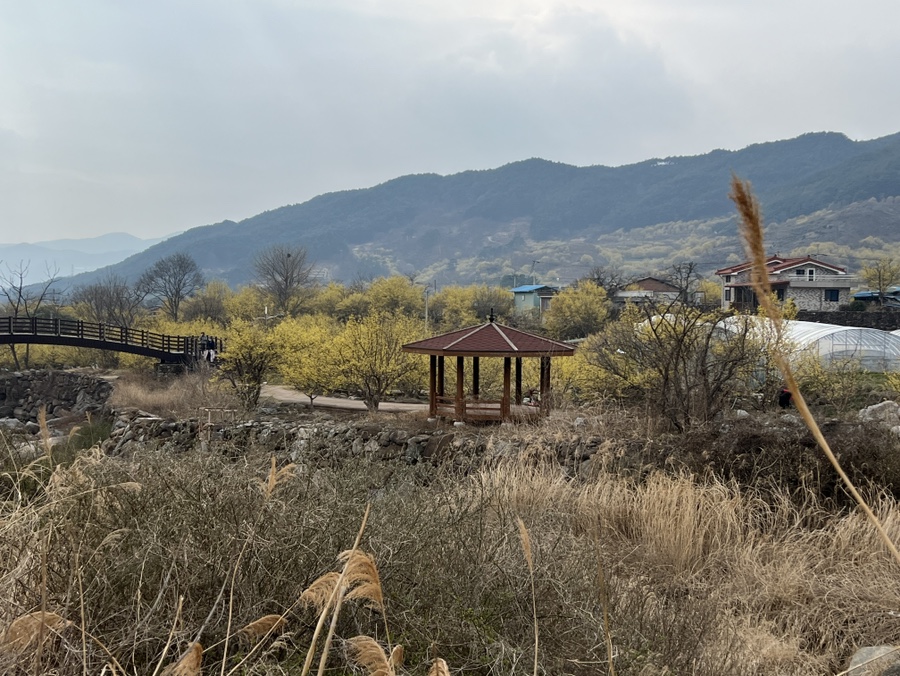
510;284;558;314
715;255;854;311
613;277;681;305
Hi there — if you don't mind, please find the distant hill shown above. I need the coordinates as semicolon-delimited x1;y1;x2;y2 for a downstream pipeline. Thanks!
55;131;900;290
1;233;171;287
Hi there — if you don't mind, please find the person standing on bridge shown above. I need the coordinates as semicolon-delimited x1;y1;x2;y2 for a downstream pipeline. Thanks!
199;333;210;361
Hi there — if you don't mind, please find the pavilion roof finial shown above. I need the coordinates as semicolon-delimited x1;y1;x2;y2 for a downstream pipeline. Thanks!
488;308;496;323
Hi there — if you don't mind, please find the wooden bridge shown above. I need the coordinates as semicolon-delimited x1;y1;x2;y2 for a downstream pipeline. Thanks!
0;316;212;367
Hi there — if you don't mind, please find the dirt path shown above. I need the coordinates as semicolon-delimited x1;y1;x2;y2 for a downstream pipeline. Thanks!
260;384;427;413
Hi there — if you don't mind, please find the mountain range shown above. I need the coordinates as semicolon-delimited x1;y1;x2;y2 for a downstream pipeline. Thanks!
0;233;172;287
27;130;900;290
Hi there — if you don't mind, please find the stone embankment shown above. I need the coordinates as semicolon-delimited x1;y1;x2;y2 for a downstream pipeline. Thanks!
99;405;610;474
0;369;112;434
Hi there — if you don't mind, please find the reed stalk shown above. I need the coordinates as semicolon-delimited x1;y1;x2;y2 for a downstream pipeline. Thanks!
731;173;900;569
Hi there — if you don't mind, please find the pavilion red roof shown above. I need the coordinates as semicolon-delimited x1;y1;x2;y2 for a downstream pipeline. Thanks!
402;321;575;358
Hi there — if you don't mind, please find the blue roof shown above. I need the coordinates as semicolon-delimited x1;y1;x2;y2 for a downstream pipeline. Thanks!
511;284;554;293
854;288;900;300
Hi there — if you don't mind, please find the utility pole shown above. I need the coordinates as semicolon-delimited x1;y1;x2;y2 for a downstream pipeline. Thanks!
530;260;540;285
424;280;437;327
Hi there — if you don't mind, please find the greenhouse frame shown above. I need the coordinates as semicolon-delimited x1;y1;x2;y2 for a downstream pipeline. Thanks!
716;317;900;372
780;321;900;371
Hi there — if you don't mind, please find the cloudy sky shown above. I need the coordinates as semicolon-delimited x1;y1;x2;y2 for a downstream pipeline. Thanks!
1;0;898;243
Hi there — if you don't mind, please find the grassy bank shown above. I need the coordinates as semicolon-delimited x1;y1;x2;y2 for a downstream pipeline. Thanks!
3;413;900;675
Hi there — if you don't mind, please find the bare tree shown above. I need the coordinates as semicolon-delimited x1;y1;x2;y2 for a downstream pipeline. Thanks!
583;301;762;431
253;245;315;317
472;285;514;322
666;261;702;305
583;265;631;297
71;274;147;326
138;253;204;321
0;260;62;369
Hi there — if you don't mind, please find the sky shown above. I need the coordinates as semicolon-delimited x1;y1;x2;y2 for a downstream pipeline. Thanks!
1;0;899;243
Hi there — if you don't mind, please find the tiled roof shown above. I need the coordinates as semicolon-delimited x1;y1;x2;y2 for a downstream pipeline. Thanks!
716;255;846;276
402;322;575;357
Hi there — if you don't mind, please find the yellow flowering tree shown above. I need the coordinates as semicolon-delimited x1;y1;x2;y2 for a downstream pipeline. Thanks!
332;312;428;411
274;315;341;408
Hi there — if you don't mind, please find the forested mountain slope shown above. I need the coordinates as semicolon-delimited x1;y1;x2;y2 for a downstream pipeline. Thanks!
64;131;900;287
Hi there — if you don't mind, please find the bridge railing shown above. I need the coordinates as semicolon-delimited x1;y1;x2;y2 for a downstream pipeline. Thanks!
0;316;197;357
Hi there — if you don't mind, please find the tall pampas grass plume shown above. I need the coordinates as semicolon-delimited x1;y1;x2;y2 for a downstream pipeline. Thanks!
730;173;900;569
299;571;341;613
428;657;452;676
346;635;394;676
338;549;385;611
516;516;539;676
1;611;71;654
237;614;286;643
159;641;202;676
259;456;296;500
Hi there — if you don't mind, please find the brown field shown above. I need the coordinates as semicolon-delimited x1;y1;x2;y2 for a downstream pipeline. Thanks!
2;372;900;675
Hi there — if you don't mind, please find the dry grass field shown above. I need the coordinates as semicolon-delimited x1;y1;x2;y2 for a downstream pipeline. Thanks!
3;369;900;675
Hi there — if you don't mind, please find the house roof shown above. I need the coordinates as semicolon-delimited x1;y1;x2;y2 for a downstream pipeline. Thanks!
716;255;847;277
629;277;680;292
510;284;557;293
402;321;575;358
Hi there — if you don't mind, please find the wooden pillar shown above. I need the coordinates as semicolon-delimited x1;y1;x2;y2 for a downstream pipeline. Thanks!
437;356;445;397
472;357;480;400
502;357;511;419
539;356;551;415
429;355;437;416
456;356;466;420
515;357;523;405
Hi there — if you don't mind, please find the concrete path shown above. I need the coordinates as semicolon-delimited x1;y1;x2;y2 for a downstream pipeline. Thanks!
260;384;426;413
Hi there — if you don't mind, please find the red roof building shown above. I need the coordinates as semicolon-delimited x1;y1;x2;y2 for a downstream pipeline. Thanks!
715;255;855;312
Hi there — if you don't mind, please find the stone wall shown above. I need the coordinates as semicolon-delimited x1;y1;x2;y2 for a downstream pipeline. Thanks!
788;286;848;311
0;370;113;424
98;406;616;477
796;310;900;331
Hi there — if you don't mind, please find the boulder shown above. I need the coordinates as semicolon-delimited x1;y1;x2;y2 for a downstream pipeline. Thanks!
858;401;900;427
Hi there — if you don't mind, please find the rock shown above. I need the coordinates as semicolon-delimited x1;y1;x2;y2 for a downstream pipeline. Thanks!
389;429;410;444
734;409;750;418
858;401;900;427
404;439;422;464
0;418;24;431
846;645;900;675
423;434;454;463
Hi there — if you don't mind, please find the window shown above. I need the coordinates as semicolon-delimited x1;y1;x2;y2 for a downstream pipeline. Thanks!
724;275;732;283
795;269;805;276
724;289;732;302
824;289;840;302
776;288;785;301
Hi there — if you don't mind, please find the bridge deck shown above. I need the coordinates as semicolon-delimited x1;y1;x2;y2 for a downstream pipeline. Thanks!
0;316;204;365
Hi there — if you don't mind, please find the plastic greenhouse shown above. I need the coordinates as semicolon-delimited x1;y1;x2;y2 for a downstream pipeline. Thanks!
782;321;900;371
717;318;900;372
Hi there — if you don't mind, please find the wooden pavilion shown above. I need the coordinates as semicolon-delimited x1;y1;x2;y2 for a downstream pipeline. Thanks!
402;317;575;422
